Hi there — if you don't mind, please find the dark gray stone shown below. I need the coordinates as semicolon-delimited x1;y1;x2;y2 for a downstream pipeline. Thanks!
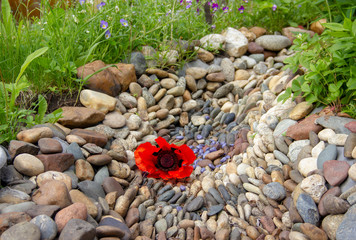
296;193;319;225
158;189;176;202
217;185;231;201
208;188;225;204
130;52;147;76
262;182;286;200
30;214;57;240
186;196;204;211
336;205;356;240
77;180;106;201
59;219;95;240
65;142;84;160
315;116;353;134
317;144;337;169
213;84;234;98
207;204;224;216
201;125;213;138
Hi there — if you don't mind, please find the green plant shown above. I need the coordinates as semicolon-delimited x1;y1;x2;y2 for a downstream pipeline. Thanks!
0;47;62;144
278;17;356;117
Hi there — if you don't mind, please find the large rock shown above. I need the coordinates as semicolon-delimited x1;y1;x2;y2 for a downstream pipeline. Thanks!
58;107;105;128
80;89;117;114
77;60;120;96
286;114;323;140
222;27;248;57
255;35;291;51
32;180;72;209
200;34;225;51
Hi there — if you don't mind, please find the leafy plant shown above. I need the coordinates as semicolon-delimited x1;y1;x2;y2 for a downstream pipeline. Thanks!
0;47;62;145
278;17;356;117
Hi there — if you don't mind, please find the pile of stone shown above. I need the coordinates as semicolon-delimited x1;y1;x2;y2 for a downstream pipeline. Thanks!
0;25;355;240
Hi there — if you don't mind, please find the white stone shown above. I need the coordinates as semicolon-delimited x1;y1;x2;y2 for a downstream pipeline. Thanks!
318;128;336;142
191;116;206;126
288;140;310;163
311;141;325;158
328;134;348;146
300;174;327;203
222;27;248;57
298;157;318;177
200;34;226;51
80;89;117;114
236;163;251;175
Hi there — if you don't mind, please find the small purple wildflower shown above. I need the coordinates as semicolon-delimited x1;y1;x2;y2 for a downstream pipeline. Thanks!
197;7;200;14
105;30;111;39
179;0;183;4
272;4;277;11
166;9;171;16
100;20;108;29
211;24;216;29
223;6;228;13
180;185;186;191
298;4;301;7
186;3;192;9
186;0;192;3
79;0;85;5
120;19;129;27
196;0;199;2
243;0;248;2
176;135;184;140
96;2;105;10
212;3;219;12
238;5;245;13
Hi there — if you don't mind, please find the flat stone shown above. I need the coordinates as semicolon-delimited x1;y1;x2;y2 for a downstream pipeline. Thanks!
255;35;291;51
323;160;349;186
316;116;353;134
70;129;108;147
322;194;350;215
0;212;32;235
16;127;53;144
296;193;319;225
300;223;327;240
317;144;337;169
32;180;72;209
186;196;204;212
77;180;106;201
1;222;40;240
103;111;126;129
30;214;57;240
13;154;44;176
58;107;105;128
336;205;356;240
36;153;74;172
287;114;323;140
59;218;96;240
263;182;286;200
55;203;88;232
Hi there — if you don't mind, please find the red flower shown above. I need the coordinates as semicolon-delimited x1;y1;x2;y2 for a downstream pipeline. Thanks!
134;137;196;179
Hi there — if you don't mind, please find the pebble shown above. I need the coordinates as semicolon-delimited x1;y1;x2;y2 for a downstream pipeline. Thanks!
263;182;286;200
30;214;57;240
296;193;320;225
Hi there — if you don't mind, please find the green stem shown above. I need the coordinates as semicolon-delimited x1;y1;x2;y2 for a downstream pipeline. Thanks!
325;0;332;22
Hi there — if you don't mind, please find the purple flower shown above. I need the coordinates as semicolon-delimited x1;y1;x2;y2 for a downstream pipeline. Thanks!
211;24;216;29
197;134;203;140
120;19;129;27
166;9;171;16
223;6;228;13
272;4;277;11
196;0;199;2
197;7;200;14
243;0;248;2
100;20;108;29
186;3;192;9
105;30;111;39
96;2;105;10
79;0;85;5
180;185;186;191
212;3;219;12
186;0;192;3
238;5;245;13
298;4;301;7
179;0;183;4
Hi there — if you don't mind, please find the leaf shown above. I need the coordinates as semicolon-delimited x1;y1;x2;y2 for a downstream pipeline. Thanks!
347;78;356;90
15;47;49;85
35;95;48;124
352;19;356;37
1;0;15;38
323;23;346;32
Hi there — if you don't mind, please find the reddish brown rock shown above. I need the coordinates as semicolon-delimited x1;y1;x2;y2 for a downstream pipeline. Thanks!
36;153;74;172
318;187;341;216
77;60;120;96
102;177;124;196
323;160;349;186
25;205;60;218
322;194;350;215
300;223;328;240
345;121;356;133
260;215;275;233
310;19;327;35
249;26;266;38
32;180;72;209
263;51;277;59
0;212;31;235
108;63;137;93
286;114;323;140
8;140;40;159
248;42;264;54
55;202;88;232
125;208;139;228
205;149;225;160
38;138;62;154
200;227;215;240
58;107;105;128
206;72;225;82
70;128;108;147
87;154;112;166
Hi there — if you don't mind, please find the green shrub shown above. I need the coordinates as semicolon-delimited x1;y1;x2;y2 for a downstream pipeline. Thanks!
279;17;356;117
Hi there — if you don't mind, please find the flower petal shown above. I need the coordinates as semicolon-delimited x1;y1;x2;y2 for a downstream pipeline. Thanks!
169;165;193;179
155;136;171;151
134;142;158;172
175;144;196;165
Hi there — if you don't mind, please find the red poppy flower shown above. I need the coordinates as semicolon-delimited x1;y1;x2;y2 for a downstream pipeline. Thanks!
134;137;196;179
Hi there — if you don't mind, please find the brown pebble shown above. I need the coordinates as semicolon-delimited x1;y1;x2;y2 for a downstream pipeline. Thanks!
55;202;87;232
262;174;272;184
300;223;328;240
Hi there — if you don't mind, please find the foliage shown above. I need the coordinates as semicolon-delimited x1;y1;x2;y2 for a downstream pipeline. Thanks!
0;46;62;144
278;17;356;117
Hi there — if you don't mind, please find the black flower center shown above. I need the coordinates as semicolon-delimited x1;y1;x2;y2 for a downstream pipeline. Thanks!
154;149;183;172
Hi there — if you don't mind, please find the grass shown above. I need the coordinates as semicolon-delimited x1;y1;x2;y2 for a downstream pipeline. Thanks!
1;0;328;94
